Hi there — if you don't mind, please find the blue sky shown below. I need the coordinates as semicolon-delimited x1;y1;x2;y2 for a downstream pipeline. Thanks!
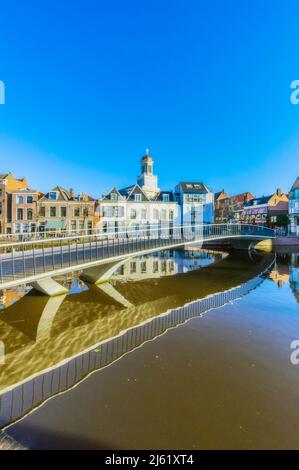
0;0;299;198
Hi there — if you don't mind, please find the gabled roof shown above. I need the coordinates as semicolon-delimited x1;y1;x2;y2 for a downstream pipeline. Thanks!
101;187;125;201
39;186;70;201
125;184;149;201
177;182;210;193
290;177;299;199
215;190;228;201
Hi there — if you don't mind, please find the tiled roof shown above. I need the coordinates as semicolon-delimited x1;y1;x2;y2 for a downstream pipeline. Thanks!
245;195;273;207
268;201;289;214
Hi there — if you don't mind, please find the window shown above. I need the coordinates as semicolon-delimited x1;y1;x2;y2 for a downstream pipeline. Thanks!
50;206;56;217
71;220;76;231
130;262;137;274
169;210;174;220
141;209;147;219
130;208;137;219
110;193;117;201
153;209;159;220
83;207;89;217
0;203;2;215
115;206;124;217
17;208;23;220
161;209;167;220
87;221;93;234
14;223;21;233
27;196;33;204
61;206;67;217
0;188;2;198
134;194;142;202
141;261;147;273
162;193;170;202
16;196;23;204
49;192;57;200
39;206;46;217
27;209;33;220
153;261;159;273
79;221;84;230
74;208;80;217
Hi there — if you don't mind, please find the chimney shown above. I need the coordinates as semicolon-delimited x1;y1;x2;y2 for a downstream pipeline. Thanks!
276;188;282;196
69;188;74;200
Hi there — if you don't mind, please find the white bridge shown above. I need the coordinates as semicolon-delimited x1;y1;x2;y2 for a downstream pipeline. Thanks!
0;223;276;295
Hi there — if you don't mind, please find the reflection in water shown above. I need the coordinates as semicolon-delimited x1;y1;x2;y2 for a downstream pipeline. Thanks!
289;253;299;302
0;249;274;431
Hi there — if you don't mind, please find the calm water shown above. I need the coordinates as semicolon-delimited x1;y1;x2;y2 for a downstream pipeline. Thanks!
0;248;299;449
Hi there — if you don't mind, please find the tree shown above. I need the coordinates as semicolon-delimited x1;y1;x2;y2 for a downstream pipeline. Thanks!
276;214;289;227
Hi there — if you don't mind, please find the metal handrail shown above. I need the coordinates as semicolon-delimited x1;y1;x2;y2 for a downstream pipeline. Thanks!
0;223;276;248
0;223;276;287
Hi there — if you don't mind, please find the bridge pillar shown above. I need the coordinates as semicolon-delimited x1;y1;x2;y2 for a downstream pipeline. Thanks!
30;278;68;296
36;294;67;341
94;283;133;308
253;239;273;252
80;259;130;284
230;238;273;252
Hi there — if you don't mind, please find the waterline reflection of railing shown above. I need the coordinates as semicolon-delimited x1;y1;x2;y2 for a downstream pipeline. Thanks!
0;261;273;430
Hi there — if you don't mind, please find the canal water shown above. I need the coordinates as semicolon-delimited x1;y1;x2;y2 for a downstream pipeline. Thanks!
0;248;299;449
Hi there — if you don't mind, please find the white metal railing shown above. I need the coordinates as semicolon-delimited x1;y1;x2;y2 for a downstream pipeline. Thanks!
0;223;276;286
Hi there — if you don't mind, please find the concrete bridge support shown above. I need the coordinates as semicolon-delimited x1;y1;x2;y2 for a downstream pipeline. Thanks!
30;278;68;296
35;294;67;342
231;238;273;252
93;283;134;308
80;258;130;284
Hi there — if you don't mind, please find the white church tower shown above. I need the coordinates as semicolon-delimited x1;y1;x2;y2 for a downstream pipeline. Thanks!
137;149;160;199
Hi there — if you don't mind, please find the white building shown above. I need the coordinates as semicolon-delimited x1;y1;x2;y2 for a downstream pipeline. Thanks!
97;152;180;235
97;151;214;235
175;182;214;226
289;177;299;236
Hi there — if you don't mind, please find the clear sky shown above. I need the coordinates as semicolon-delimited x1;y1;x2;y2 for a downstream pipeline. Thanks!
0;0;299;198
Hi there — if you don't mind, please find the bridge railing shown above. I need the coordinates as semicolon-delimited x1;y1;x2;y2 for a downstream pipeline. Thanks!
0;224;276;286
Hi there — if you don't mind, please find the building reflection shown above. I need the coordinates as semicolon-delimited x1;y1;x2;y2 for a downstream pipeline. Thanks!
0;250;275;430
289;253;299;302
113;249;225;281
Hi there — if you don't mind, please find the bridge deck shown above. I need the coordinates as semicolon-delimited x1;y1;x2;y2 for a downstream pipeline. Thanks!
0;224;276;289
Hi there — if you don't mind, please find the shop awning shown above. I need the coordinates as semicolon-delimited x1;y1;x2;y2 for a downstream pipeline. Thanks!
45;220;67;229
